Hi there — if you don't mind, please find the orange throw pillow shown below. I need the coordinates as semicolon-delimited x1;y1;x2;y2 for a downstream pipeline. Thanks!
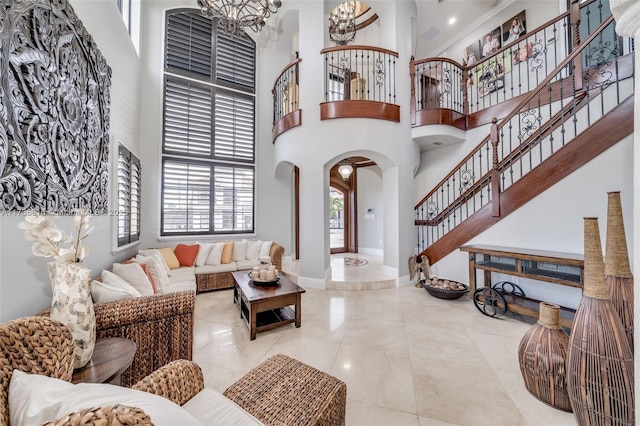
174;243;200;267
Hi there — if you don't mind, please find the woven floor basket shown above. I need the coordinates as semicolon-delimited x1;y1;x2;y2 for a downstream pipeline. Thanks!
567;218;634;425
518;302;572;412
605;191;634;352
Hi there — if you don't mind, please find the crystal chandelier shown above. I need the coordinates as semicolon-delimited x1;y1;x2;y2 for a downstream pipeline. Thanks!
329;1;357;46
197;0;282;35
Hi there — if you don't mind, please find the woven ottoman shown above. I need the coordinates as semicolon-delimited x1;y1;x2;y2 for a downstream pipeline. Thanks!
223;354;347;426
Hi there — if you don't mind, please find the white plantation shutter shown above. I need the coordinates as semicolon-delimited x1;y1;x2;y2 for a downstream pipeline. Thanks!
117;145;141;246
161;9;256;235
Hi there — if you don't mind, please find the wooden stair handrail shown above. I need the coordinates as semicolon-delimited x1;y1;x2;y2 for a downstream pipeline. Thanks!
320;45;399;57
271;58;302;95
415;14;615;211
497;92;589;170
495;15;614;134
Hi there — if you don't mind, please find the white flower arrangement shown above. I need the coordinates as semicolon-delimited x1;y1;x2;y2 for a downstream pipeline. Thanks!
18;209;94;263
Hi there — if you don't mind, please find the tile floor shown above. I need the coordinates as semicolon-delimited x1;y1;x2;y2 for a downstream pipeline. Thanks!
193;254;577;426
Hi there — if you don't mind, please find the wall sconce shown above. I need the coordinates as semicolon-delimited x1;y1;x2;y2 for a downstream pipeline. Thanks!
338;161;353;180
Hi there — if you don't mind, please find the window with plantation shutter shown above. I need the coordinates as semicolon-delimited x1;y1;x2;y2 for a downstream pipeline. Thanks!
213;166;254;232
166;12;213;78
214;90;254;161
215;30;255;91
163;77;212;157
162;160;211;233
117;145;141;247
161;9;256;236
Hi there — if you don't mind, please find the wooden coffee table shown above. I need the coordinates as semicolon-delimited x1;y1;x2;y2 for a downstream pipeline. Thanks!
232;271;306;340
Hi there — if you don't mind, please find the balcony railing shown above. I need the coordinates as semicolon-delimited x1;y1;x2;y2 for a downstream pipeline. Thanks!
320;45;400;122
410;57;465;127
411;0;612;127
272;58;302;142
415;14;634;253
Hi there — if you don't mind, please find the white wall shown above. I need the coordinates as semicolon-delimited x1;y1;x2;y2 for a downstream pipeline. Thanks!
0;0;142;322
414;0;564;63
357;166;384;254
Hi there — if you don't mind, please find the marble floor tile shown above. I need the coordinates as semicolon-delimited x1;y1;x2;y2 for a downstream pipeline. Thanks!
346;400;420;426
332;344;417;414
189;253;580;425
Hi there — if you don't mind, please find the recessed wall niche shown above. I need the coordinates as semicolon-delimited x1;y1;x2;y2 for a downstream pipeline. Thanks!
0;0;112;214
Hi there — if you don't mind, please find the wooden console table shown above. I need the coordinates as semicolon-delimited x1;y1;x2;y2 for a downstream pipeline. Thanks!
72;337;136;384
460;245;584;329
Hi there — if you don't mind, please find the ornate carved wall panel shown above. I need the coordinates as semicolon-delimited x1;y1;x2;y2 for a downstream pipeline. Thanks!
0;0;111;213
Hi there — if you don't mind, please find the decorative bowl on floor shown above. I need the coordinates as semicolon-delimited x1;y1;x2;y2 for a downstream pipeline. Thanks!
423;277;469;300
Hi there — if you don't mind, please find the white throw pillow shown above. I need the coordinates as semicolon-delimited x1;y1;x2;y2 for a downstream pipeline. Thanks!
135;255;169;294
112;262;154;297
232;240;247;262
92;277;141;303
182;387;263;426
245;240;263;261
195;243;213;267
259;241;273;258
138;249;171;275
101;270;142;297
205;242;225;266
9;370;201;426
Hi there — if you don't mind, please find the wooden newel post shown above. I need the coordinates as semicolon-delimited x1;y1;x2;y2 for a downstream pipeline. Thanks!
410;56;416;125
490;118;500;217
570;0;583;91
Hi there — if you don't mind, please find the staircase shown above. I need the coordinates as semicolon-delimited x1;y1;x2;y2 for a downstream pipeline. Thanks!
415;14;635;265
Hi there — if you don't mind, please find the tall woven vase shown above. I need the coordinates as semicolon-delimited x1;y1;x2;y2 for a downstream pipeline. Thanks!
518;302;572;412
48;261;96;369
605;191;634;352
566;218;634;425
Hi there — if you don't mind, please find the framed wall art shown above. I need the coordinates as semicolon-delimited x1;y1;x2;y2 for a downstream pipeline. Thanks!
0;0;112;214
502;10;527;46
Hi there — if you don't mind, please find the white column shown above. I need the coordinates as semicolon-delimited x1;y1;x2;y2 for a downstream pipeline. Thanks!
610;0;639;413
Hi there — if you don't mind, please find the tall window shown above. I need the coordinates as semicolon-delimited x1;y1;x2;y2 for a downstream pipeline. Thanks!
162;10;256;236
117;0;132;34
117;144;141;247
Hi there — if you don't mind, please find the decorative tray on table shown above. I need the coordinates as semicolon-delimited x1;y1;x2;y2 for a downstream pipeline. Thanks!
248;272;281;287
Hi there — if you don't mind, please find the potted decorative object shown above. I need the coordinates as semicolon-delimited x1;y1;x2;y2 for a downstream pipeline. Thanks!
604;191;634;352
566;218;634;424
518;302;572;412
19;209;96;368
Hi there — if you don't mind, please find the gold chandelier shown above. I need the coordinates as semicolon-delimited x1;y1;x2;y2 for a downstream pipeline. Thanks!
197;0;282;35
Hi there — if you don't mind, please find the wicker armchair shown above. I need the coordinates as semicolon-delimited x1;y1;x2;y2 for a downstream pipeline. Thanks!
39;290;195;388
2;317;345;425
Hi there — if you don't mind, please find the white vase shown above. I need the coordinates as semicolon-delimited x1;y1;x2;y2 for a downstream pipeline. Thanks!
48;260;96;369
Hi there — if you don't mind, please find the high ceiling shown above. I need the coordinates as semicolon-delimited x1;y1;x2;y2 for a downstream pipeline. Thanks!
413;0;512;58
